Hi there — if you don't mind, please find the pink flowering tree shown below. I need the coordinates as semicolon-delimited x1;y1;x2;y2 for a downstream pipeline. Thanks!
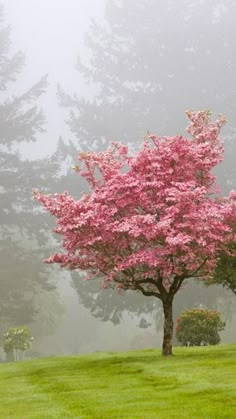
34;111;236;356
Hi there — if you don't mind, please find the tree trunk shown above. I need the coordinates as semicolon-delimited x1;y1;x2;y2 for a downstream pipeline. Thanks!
162;298;174;356
6;350;14;362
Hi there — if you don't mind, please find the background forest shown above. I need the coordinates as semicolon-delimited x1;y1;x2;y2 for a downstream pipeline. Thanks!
0;0;235;358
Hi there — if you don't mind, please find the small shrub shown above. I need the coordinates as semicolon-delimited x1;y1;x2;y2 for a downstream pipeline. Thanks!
3;326;34;361
175;308;225;346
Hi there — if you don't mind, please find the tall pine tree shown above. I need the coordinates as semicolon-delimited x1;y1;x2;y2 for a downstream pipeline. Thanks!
0;4;56;338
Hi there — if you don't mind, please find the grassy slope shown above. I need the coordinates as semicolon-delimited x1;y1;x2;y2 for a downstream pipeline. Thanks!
0;345;235;418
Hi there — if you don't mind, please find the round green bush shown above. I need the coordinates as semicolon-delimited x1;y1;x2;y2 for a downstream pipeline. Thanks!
175;308;225;346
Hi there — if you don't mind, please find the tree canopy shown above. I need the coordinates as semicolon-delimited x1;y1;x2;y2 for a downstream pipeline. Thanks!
35;110;236;355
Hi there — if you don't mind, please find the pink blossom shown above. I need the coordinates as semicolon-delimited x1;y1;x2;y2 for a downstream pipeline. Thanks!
34;110;236;295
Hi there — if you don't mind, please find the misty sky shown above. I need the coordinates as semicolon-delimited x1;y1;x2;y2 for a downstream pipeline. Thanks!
2;0;106;158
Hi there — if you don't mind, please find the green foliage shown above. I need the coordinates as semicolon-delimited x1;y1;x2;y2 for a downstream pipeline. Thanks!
3;326;34;360
209;242;236;295
176;308;225;346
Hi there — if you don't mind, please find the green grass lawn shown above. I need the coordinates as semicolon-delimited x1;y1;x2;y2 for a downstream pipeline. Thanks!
0;344;235;418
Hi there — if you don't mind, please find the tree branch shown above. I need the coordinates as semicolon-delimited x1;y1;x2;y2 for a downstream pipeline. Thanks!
135;284;162;300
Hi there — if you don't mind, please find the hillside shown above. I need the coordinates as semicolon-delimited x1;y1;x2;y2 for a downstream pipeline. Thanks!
0;345;235;418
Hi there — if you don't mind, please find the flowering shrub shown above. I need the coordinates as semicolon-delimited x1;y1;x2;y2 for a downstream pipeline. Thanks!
3;326;34;360
175;309;225;346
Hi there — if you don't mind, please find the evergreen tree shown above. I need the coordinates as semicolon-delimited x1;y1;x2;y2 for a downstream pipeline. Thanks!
208;242;236;296
0;4;55;335
59;0;236;149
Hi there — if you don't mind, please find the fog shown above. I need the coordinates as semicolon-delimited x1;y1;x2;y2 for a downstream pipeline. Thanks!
0;0;235;359
3;0;106;158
